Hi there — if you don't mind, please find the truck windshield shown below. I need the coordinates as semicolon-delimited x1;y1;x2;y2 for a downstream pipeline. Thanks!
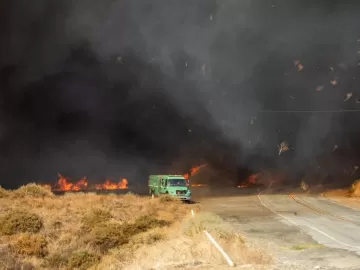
168;179;186;186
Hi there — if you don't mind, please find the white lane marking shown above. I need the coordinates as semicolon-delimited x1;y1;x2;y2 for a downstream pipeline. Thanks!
257;193;360;250
257;193;297;226
321;193;360;211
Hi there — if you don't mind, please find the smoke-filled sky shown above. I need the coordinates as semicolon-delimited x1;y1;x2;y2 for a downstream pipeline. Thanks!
1;0;360;188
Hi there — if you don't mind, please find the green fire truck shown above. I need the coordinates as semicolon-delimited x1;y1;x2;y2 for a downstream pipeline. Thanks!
148;175;191;201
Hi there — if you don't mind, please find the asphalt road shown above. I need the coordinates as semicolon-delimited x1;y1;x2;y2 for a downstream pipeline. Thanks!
196;188;360;270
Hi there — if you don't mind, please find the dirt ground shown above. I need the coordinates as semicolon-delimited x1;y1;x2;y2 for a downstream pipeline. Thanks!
192;187;360;270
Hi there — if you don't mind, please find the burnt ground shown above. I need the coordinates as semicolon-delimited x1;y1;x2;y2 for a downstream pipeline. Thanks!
193;187;360;270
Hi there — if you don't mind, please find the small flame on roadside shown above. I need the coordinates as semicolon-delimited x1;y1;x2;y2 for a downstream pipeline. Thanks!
44;174;128;191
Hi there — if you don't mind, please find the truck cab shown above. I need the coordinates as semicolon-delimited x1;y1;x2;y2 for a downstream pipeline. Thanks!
148;175;191;201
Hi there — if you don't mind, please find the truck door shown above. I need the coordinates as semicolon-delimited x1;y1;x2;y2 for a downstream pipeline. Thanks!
160;178;168;194
160;178;165;194
164;179;168;193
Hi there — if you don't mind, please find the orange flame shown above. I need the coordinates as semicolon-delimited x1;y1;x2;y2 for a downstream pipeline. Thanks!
237;173;260;188
56;174;88;191
95;178;128;190
191;184;208;187
49;174;128;191
184;164;207;179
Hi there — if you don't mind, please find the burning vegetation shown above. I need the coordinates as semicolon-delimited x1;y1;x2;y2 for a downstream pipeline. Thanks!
42;174;129;191
37;164;208;193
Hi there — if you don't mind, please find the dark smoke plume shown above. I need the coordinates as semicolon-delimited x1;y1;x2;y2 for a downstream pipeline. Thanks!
1;1;360;188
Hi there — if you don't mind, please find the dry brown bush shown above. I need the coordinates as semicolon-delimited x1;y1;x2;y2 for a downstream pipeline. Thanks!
81;208;113;230
13;183;53;198
0;245;35;270
122;215;170;236
85;215;170;253
0;210;43;235
159;194;179;203
144;232;166;244
10;233;48;257
0;186;9;198
42;252;68;268
86;223;128;253
68;250;100;270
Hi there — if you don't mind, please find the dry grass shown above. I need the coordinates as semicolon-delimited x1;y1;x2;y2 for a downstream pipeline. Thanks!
98;212;273;270
0;184;272;269
287;243;324;250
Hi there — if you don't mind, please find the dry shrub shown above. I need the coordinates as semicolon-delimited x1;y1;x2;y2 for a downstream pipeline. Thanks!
86;216;170;253
43;253;68;268
145;232;166;244
0;245;35;270
122;215;170;236
81;208;113;229
129;227;168;248
0;186;9;198
350;179;360;197
159;194;178;203
183;212;236;240
13;183;53;198
0;210;43;235
86;223;128;253
51;220;63;230
68;250;100;270
11;233;48;257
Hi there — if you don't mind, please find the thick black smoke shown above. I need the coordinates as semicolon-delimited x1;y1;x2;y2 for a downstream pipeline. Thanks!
1;1;360;188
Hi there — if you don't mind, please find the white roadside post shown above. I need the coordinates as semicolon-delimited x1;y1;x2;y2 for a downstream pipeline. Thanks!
203;230;235;267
